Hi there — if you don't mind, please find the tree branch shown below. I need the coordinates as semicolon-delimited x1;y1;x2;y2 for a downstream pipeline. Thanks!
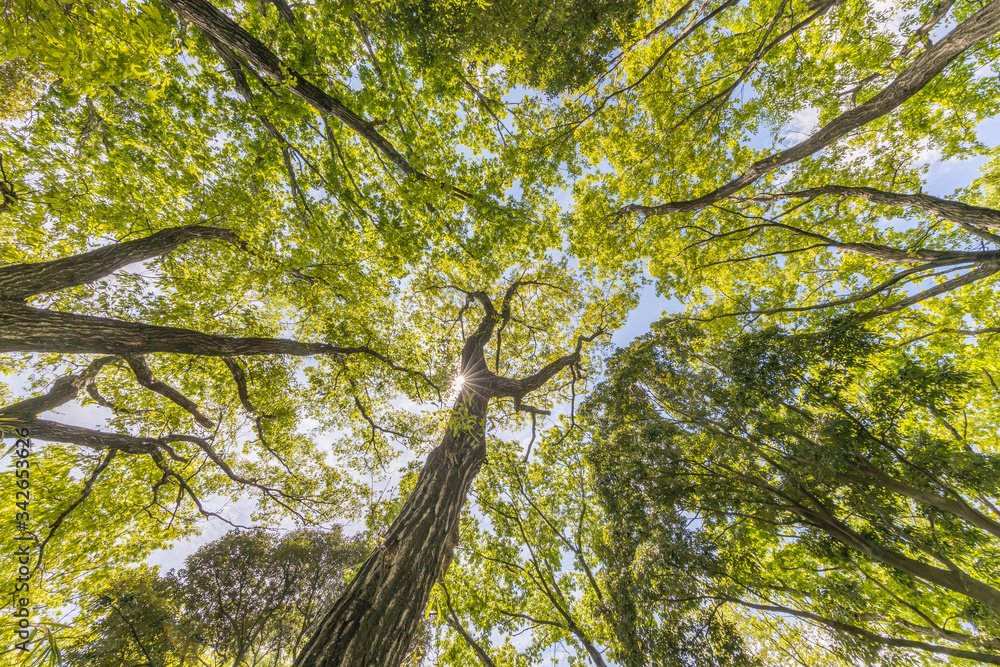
159;0;416;176
751;185;1000;232
0;302;426;382
124;354;215;428
492;329;605;399
34;449;117;576
623;1;1000;216
1;416;161;455
722;597;1000;664
0;356;117;415
0;225;235;301
440;584;499;667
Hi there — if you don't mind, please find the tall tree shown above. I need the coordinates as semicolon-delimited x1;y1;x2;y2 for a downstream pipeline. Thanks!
3;0;1000;664
588;320;1000;665
0;224;615;663
67;527;366;666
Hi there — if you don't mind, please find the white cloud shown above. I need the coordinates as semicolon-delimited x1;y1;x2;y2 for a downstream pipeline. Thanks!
785;106;820;138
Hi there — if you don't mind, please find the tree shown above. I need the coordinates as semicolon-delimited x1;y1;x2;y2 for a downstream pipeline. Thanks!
3;0;1000;664
0;226;614;664
2;1;620;658
587;319;1000;665
180;527;366;666
271;528;370;662
68;526;366;666
65;565;193;667
568;0;1000;342
181;528;294;667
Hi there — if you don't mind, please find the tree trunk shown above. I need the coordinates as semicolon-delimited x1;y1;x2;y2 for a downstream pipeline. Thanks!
290;287;591;667
0;225;234;301
293;387;489;667
0;301;373;357
729;598;1000;665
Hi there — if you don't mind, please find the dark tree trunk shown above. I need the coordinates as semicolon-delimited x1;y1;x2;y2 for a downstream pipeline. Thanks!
0;225;234;300
293;388;488;667
293;288;593;667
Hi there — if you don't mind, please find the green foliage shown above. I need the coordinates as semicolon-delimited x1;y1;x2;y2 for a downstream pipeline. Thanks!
64;566;189;667
2;0;1000;663
65;527;365;666
384;0;643;95
440;431;614;666
587;319;1000;665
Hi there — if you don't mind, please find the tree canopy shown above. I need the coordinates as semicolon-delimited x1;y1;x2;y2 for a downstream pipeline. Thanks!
2;0;1000;665
588;320;1000;665
67;526;365;666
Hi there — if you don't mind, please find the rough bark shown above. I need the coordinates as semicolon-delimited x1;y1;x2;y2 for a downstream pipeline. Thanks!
294;288;595;667
0;416;160;455
623;0;1000;216
0;301;383;359
294;298;501;667
0;225;234;301
158;0;416;176
293;387;488;667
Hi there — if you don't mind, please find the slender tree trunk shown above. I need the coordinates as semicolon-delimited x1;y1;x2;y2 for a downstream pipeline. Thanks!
442;589;499;667
293;388;489;667
841;464;1000;539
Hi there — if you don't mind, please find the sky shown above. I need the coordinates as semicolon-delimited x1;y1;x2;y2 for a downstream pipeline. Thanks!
7;106;997;573
142;107;1000;567
4;5;1000;660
